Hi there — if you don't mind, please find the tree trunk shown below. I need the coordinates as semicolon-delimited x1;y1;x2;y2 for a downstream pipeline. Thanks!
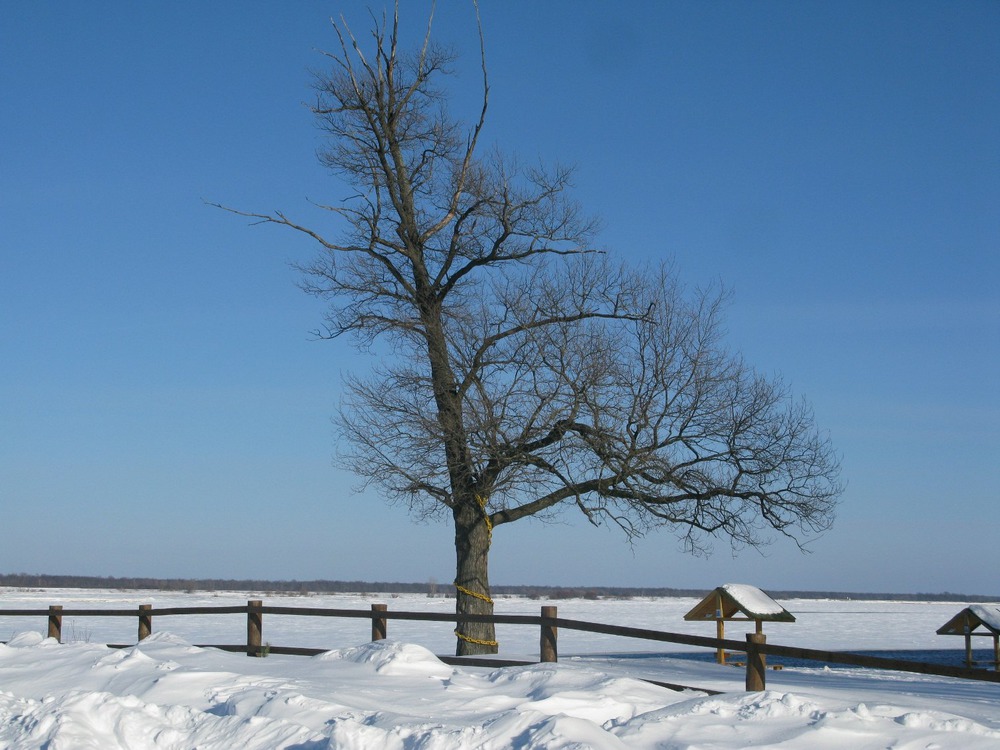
411;286;499;656
453;498;497;655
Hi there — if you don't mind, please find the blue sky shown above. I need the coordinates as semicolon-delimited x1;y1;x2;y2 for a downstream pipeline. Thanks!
2;1;997;595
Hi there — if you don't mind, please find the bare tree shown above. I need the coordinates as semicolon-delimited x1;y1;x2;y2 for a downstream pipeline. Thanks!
219;5;841;655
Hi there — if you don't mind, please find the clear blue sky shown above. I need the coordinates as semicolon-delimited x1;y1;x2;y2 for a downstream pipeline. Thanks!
2;2;997;595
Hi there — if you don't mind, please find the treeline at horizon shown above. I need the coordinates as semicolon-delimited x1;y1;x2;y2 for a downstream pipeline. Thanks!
0;573;996;603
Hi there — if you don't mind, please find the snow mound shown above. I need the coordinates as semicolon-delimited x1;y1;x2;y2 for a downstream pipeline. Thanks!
0;689;318;750
0;633;998;748
4;632;46;648
613;691;1000;749
316;639;454;678
131;631;194;647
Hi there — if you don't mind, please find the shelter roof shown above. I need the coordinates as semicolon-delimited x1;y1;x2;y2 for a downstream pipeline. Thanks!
684;583;795;622
937;604;1000;636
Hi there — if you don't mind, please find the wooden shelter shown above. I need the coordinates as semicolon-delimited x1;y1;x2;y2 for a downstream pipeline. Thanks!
936;604;1000;670
685;583;795;664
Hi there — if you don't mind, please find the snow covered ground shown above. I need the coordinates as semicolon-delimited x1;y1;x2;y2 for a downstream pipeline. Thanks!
0;588;998;748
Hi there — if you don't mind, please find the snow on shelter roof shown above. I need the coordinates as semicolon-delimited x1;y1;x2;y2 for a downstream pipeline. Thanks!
937;605;1000;636
683;583;795;622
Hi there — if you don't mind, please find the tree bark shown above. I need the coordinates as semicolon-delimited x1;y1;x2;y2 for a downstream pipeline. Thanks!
453;497;497;655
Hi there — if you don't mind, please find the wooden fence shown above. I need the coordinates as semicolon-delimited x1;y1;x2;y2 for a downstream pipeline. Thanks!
2;600;999;693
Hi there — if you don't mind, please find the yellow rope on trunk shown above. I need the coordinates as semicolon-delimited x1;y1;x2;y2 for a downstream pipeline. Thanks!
455;583;493;604
454;629;499;647
476;493;493;543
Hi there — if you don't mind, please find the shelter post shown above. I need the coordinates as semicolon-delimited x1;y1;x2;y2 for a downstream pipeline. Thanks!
716;591;726;665
965;610;974;668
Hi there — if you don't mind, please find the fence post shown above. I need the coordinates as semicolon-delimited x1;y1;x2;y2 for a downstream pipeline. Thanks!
371;603;388;641
540;606;558;663
745;632;766;691
138;604;153;641
247;600;263;657
47;605;63;642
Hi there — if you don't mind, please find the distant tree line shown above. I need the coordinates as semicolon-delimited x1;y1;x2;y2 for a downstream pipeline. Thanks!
0;573;995;603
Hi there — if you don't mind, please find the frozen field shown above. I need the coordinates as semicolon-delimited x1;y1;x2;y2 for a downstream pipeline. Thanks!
0;588;998;748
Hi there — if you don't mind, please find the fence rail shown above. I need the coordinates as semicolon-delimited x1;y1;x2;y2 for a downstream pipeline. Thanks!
2;600;998;693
